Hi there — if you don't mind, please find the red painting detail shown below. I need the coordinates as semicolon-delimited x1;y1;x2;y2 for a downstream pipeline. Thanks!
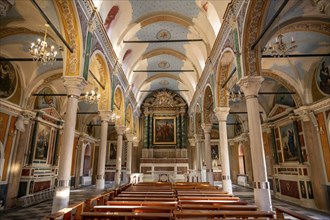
104;6;119;31
21;169;30;176
280;180;299;199
33;181;51;193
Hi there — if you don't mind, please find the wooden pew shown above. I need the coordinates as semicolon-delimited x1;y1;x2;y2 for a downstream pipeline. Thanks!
276;206;314;220
178;199;248;205
117;193;176;198
178;196;240;201
93;205;176;213
106;200;178;207
178;204;258;211
81;211;172;220
173;210;275;219
113;196;177;201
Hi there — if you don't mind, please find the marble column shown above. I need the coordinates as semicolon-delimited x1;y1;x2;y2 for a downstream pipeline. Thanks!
194;134;203;182
202;124;213;185
125;133;134;183
143;111;149;148
214;107;233;194
237;76;272;212
96;111;111;190
115;126;126;188
148;114;153;147
181;108;186;147
52;76;87;213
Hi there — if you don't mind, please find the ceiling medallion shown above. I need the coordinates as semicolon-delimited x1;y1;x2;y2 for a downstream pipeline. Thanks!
159;80;169;86
158;60;170;69
156;29;171;40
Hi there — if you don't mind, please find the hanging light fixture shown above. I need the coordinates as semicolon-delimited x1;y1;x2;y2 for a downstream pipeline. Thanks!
263;34;297;57
263;17;297;57
29;24;57;64
83;88;101;104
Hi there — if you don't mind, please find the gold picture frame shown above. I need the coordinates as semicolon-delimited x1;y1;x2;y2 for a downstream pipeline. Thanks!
153;116;176;145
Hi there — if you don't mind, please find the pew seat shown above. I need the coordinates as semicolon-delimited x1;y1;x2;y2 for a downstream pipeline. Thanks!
173;210;275;219
81;211;173;220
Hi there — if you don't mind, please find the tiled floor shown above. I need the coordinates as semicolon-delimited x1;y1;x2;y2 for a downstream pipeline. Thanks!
0;183;329;220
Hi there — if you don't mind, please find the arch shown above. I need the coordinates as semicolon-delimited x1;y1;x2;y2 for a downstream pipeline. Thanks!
89;51;112;111
55;0;83;77
203;85;213;124
113;86;125;126
125;104;133;132
215;49;236;107
82;143;91;176
238;142;246;175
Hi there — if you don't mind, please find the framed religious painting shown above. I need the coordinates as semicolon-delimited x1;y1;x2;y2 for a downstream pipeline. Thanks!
153;116;176;145
279;122;299;162
33;123;52;162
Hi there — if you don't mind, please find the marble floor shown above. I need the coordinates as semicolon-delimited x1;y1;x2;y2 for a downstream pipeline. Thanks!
0;183;329;220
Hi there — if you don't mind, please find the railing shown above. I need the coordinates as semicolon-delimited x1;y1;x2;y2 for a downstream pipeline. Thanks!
275;206;314;220
16;187;55;207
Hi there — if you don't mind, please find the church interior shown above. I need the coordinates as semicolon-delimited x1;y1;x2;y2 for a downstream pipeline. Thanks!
0;0;330;219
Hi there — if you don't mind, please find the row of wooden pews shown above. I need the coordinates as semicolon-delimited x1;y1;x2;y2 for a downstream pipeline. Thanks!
48;182;312;219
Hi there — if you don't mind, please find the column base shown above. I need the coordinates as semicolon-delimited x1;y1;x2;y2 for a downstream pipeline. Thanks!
222;179;233;194
96;178;105;190
254;188;272;211
206;171;214;185
52;186;70;213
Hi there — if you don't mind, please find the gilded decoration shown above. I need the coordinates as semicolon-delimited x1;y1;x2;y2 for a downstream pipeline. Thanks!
143;89;186;110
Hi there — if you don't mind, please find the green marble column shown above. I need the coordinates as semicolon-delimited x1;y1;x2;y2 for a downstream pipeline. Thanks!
176;114;181;148
143;114;149;148
149;114;153;148
181;113;186;148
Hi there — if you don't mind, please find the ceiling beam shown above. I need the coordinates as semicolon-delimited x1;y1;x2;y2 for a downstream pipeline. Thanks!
123;39;203;43
230;112;263;114
0;58;63;62
134;70;194;73
262;53;330;58
76;112;98;114
251;0;289;50
221;67;236;89
31;0;73;53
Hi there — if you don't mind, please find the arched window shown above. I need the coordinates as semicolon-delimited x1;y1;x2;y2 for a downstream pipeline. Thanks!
238;142;246;175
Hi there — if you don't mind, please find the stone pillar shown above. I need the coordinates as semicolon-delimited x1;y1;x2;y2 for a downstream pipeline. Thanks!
214;107;232;194
176;114;181;147
115;126;126;187
96;111;111;190
125;133;134;183
202;124;213;185
194;134;203;182
237;76;272;212
188;138;196;170
52;77;87;213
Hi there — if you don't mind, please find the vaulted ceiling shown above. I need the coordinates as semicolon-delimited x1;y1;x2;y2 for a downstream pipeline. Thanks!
94;0;230;106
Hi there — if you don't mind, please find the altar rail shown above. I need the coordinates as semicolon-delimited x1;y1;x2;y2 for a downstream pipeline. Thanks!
16;187;55;207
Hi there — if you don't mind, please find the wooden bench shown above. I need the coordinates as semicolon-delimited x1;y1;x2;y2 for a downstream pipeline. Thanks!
178;199;247;205
178;204;258;211
173;210;275;219
276;206;314;220
93;205;176;213
81;211;173;220
120;191;174;195
113;196;177;201
106;200;178;207
178;196;240;201
117;193;176;198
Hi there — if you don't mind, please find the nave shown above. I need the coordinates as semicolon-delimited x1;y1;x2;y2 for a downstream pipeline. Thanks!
0;183;329;220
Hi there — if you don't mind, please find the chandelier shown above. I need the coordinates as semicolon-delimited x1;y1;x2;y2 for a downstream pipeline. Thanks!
83;88;100;104
29;24;57;64
263;34;297;57
227;88;244;102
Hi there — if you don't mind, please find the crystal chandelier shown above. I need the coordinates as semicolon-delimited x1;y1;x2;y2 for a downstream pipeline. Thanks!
29;24;57;64
83;88;100;104
227;88;244;102
263;34;297;57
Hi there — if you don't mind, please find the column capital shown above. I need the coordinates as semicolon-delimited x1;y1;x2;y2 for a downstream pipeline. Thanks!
116;125;126;135
214;107;230;122
125;132;134;142
201;123;212;134
188;138;196;146
98;110;112;122
62;76;87;97
293;106;311;122
194;134;203;142
237;76;264;97
133;138;140;147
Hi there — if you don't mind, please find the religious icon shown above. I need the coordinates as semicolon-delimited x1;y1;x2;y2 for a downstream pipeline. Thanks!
0;60;17;99
316;58;330;95
153;117;176;145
